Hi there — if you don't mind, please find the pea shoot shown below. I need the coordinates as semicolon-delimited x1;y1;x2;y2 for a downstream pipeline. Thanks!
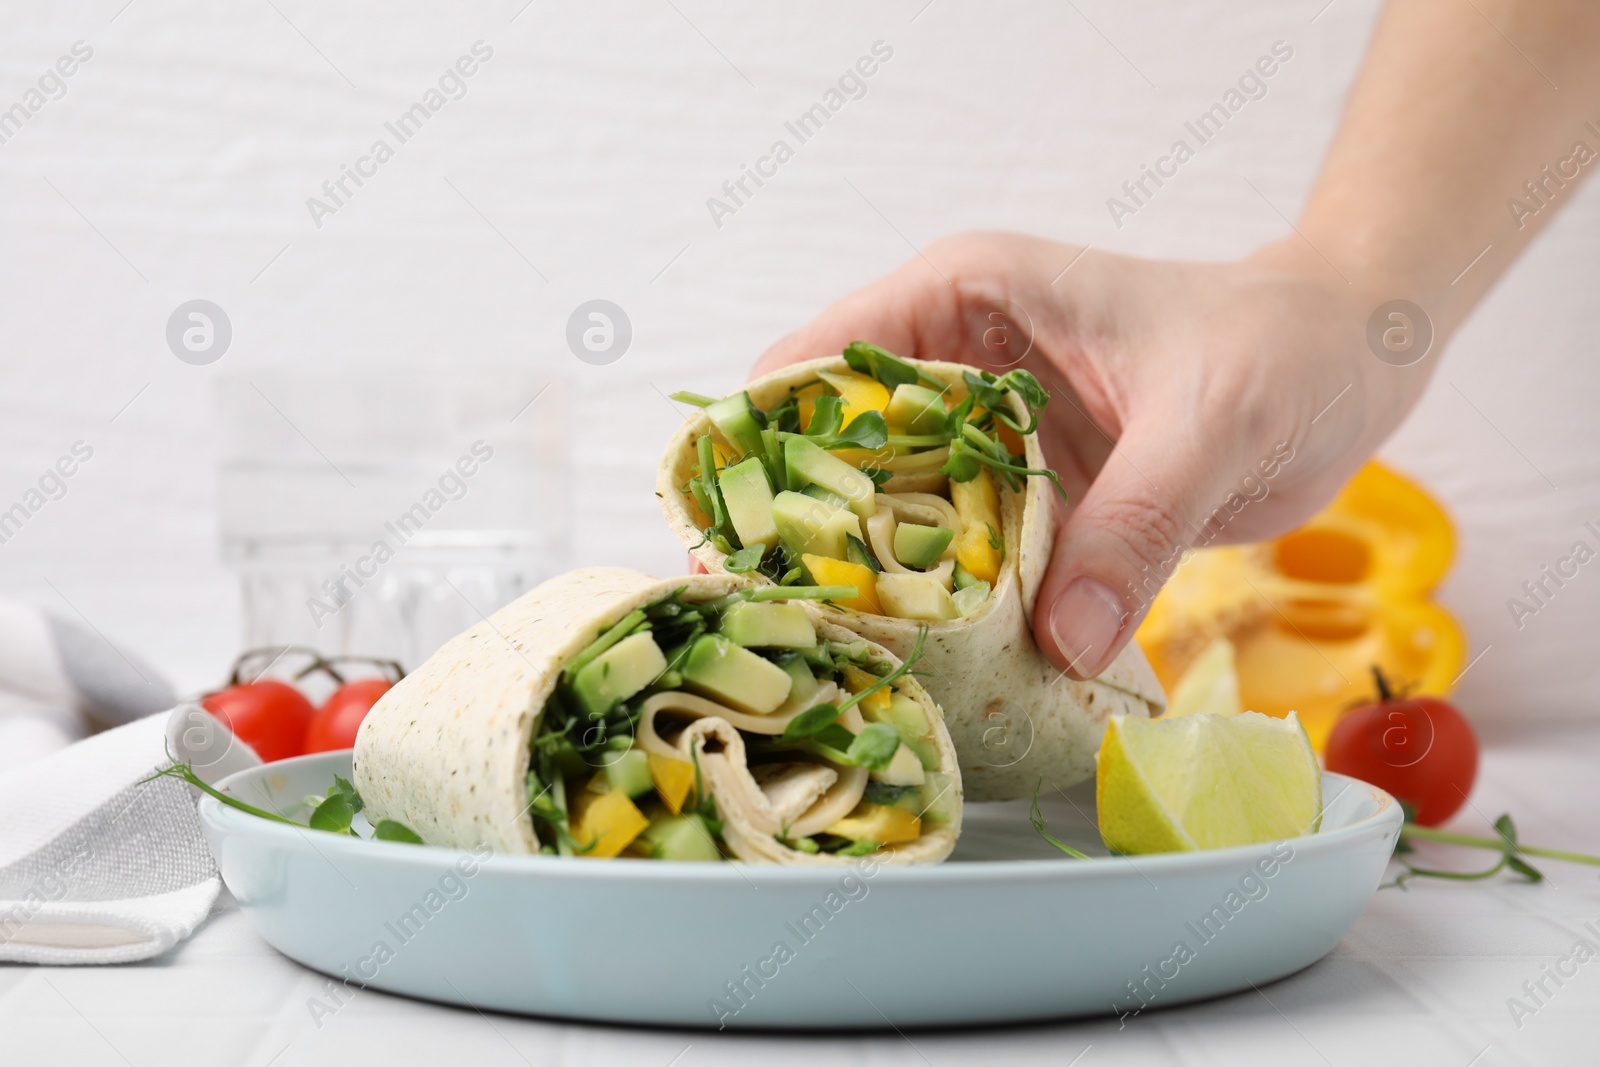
146;762;423;844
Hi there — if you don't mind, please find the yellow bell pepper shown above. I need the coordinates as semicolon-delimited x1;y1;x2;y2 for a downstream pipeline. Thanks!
827;801;921;845
951;469;1003;584
840;663;891;712
569;788;650;859
817;369;891;427
1136;461;1466;750
648;752;696;815
795;382;825;431
800;554;883;614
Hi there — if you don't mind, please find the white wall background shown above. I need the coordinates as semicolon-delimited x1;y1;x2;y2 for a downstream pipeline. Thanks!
1;1;1596;731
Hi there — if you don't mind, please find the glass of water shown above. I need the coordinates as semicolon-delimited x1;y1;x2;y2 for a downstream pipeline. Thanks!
216;364;568;671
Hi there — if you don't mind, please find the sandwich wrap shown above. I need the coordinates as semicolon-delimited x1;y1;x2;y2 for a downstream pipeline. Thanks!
354;567;962;865
658;356;1166;800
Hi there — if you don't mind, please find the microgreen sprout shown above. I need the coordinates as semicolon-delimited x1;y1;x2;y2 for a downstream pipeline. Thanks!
841;341;943;390
145;760;422;844
781;627;927;743
669;390;717;408
791;393;890;452
1386;810;1600;889
1030;778;1091;860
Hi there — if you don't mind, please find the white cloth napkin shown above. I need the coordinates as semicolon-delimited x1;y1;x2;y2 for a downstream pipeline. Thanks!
0;598;179;771
0;704;260;964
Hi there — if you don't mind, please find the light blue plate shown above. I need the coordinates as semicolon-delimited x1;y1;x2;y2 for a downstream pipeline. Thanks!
198;752;1400;1029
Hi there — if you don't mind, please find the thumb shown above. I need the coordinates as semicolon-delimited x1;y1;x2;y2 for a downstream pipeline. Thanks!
1033;416;1237;679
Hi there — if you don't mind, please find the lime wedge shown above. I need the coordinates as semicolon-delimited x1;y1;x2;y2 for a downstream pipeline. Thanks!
1097;711;1321;854
1164;637;1242;719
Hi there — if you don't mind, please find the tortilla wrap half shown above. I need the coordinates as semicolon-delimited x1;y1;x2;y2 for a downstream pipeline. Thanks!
657;357;1166;800
353;567;962;865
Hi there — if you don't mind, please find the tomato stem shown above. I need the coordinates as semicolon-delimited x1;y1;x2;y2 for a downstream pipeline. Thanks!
1402;823;1600;867
1371;664;1392;703
228;644;326;686
292;657;346;685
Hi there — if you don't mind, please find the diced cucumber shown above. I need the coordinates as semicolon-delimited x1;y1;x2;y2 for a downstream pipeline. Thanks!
918;772;958;824
783;436;876;518
705;392;765;456
800;483;851;511
864;781;923;814
718;457;778;551
571;631;668;717
827;637;873;664
878;693;940;771
719;601;816;648
869;741;927;786
953;562;983;591
776;653;820;709
884;383;949;435
876;573;959;621
846;534;881;573
604;748;654;798
893;522;954;570
680;634;793;714
952;581;991;617
642;812;722;861
799;643;835;672
772;490;861;560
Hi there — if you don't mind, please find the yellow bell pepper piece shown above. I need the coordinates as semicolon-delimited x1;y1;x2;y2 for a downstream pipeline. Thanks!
800;554;883;614
795;382;825;432
648;752;696;815
951;468;1003;584
840;664;891;712
1136;460;1465;750
818;369;891;427
826;801;921;845
569;788;650;859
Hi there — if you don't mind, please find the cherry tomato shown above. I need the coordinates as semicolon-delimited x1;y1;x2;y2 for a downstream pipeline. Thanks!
304;679;394;753
202;680;316;763
1323;668;1479;826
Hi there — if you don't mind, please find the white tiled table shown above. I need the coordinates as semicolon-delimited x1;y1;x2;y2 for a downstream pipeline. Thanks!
4;723;1596;1067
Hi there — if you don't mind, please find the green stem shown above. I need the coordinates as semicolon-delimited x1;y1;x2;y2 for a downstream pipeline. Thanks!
1402;823;1600;867
973;451;1069;500
1030;778;1089;860
669;390;717;408
561;608;647;682
886;433;953;449
834;628;926;717
702;585;858;613
144;764;305;827
697;435;733;540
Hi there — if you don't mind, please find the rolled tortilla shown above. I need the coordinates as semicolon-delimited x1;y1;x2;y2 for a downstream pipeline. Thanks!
658;357;1166;800
353;567;962;864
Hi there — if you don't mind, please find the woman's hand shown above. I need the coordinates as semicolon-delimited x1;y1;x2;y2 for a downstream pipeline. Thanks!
753;232;1423;678
752;2;1600;680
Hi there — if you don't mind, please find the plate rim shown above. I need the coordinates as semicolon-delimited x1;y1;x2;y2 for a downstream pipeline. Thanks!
200;752;1402;885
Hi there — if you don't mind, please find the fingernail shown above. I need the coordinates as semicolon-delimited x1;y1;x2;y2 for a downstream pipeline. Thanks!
1047;577;1128;679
